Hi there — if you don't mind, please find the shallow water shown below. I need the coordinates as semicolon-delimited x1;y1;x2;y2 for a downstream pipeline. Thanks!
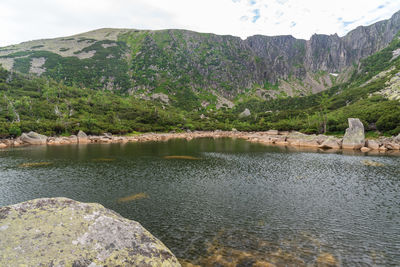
0;138;399;266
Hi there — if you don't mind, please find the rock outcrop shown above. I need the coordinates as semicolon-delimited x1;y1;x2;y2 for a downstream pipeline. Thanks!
342;118;365;150
77;130;89;144
0;198;181;267
318;136;342;149
20;131;47;145
239;108;251;118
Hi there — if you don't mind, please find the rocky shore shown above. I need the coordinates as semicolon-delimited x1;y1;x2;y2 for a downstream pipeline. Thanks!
1;118;400;154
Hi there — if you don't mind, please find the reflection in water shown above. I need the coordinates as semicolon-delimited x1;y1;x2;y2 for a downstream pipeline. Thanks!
18;162;52;167
0;138;399;266
117;192;149;203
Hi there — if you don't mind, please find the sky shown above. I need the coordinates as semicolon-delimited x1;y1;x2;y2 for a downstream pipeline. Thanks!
1;0;400;47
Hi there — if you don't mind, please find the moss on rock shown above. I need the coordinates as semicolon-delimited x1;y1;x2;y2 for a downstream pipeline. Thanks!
0;197;180;267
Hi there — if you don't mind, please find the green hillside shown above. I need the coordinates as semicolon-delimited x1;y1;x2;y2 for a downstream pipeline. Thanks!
0;33;399;137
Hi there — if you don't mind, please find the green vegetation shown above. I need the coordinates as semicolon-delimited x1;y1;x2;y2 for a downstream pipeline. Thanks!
0;29;399;138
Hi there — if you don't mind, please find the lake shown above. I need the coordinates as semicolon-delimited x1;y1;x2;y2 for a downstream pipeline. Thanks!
0;138;399;266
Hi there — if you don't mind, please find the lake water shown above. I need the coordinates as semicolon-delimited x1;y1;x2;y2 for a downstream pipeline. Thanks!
0;138;399;266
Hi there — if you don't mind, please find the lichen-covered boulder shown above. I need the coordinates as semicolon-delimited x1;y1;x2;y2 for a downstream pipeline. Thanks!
20;131;48;145
342;118;365;150
0;198;181;267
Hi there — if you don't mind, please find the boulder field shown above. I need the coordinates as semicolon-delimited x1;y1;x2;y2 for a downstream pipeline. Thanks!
0;118;399;153
0;198;181;267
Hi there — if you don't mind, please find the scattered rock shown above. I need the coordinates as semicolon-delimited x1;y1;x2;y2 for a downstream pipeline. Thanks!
20;131;47;145
366;140;380;150
342;118;365;150
151;93;170;104
385;143;400;150
287;132;321;147
318;137;341;149
360;147;371;152
239;108;251;118
77;130;89;144
394;133;400;143
266;130;279;135
103;132;113;139
0;143;7;149
379;145;388;152
0;198;180;267
68;135;78;144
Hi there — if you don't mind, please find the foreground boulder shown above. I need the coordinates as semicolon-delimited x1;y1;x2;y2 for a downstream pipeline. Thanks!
20;131;47;145
342;118;365;150
0;198;181;267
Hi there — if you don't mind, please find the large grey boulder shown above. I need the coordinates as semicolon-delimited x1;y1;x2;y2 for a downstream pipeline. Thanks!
0;198;181;267
342;118;365;150
20;131;47;145
77;130;89;144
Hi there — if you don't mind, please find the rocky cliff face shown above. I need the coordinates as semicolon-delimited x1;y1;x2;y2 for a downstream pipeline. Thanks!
1;11;400;99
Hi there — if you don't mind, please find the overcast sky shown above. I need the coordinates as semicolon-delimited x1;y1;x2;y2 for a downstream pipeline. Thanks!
1;0;400;47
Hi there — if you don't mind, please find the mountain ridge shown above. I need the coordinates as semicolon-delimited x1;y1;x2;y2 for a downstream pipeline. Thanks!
0;10;400;109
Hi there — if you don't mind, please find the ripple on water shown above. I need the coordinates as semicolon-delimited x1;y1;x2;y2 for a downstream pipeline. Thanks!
0;139;399;266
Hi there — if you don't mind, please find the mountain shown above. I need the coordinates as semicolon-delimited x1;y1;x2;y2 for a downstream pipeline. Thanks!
0;11;399;137
1;10;400;107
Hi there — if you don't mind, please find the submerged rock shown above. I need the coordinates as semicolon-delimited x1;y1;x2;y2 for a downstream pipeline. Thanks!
342;118;365;150
20;131;47;145
0;197;181;267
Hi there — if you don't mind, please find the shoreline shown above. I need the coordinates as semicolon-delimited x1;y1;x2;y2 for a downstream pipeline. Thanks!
1;129;400;156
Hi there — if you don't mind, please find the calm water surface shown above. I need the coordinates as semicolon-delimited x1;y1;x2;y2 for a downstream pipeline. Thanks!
0;138;399;266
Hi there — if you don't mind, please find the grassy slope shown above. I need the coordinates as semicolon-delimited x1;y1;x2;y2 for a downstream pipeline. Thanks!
0;32;399;137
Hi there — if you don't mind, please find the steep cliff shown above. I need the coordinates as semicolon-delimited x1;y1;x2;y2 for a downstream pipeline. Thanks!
0;10;400;101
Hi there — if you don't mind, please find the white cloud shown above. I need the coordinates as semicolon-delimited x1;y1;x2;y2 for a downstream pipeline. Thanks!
1;0;400;46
